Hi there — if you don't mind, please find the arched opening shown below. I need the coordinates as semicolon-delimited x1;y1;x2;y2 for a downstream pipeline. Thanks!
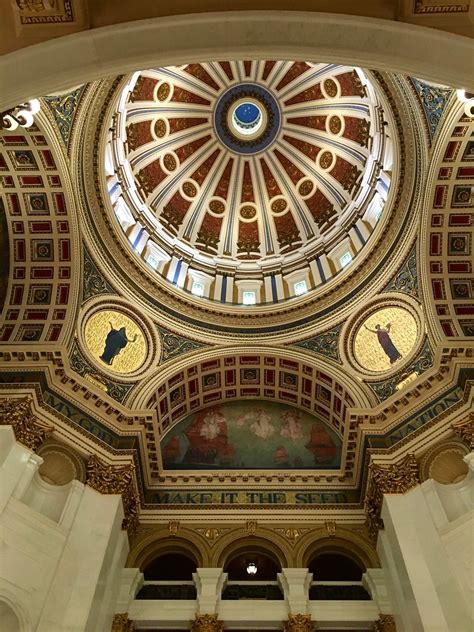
309;552;364;581
137;552;198;601
308;550;370;601
222;546;284;600
224;548;281;581
0;601;22;632
143;552;197;580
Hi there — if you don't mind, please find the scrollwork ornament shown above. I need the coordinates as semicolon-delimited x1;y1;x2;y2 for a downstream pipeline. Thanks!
86;455;139;535
373;614;397;632
191;614;224;632
0;396;53;451
452;413;474;450
283;614;315;632
111;613;135;632
365;454;420;540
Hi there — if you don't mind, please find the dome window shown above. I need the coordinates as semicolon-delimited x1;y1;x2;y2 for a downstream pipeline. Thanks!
294;280;308;296
340;252;352;268
191;281;205;297
243;291;256;305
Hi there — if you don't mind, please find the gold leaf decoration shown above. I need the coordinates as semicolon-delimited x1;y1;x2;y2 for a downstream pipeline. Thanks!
365;454;420;540
0;396;53;451
86;455;139;535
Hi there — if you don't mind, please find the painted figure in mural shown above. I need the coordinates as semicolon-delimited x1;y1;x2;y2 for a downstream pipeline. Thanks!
237;408;275;439
280;409;304;441
99;322;137;365
183;407;235;466
305;421;337;464
364;322;402;364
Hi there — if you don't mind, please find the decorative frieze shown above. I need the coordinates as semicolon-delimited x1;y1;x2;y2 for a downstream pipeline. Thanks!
111;613;135;632
86;455;139;535
191;614;224;632
373;613;397;631
283;614;315;632
365;454;420;540
452;413;474;450
0;396;53;451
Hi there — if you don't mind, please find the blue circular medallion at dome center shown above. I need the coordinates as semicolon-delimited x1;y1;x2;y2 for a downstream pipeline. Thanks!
214;83;281;155
235;103;260;125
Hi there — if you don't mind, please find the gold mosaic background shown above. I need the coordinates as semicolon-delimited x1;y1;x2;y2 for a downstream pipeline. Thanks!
84;309;147;374
354;306;418;372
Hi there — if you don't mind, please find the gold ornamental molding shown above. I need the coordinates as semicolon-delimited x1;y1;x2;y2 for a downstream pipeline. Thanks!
191;614;224;632
86;454;139;535
283;614;315;632
365;454;420;540
374;614;397;631
452;413;474;451
0;396;53;451
111;613;135;632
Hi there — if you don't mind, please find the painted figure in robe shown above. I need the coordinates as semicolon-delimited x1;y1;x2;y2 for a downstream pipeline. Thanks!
100;322;137;365
364;322;402;364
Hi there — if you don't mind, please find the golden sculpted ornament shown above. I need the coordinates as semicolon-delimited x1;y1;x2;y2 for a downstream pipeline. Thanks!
374;614;397;631
283;614;315;632
452;413;474;450
86;455;139;534
0;396;53;451
365;454;420;540
191;614;224;632
111;613;135;631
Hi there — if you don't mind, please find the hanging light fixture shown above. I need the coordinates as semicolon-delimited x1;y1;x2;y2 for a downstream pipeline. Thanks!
246;561;258;575
1;99;41;130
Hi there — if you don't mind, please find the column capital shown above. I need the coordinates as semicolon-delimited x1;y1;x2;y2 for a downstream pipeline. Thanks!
283;614;315;632
452;412;474;451
373;614;397;631
191;614;224;632
0;395;53;451
365;454;420;540
111;613;135;631
86;455;139;535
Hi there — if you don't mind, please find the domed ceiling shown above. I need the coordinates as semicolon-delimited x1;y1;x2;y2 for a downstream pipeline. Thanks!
106;61;396;307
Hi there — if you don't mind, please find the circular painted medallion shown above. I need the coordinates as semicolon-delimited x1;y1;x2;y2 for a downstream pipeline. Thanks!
84;309;148;374
353;306;418;372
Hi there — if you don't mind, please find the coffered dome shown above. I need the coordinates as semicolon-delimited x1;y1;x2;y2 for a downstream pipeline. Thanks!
105;61;396;307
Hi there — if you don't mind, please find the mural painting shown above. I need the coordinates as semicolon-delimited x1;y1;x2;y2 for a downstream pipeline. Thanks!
161;400;342;470
84;309;147;374
354;306;418;372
